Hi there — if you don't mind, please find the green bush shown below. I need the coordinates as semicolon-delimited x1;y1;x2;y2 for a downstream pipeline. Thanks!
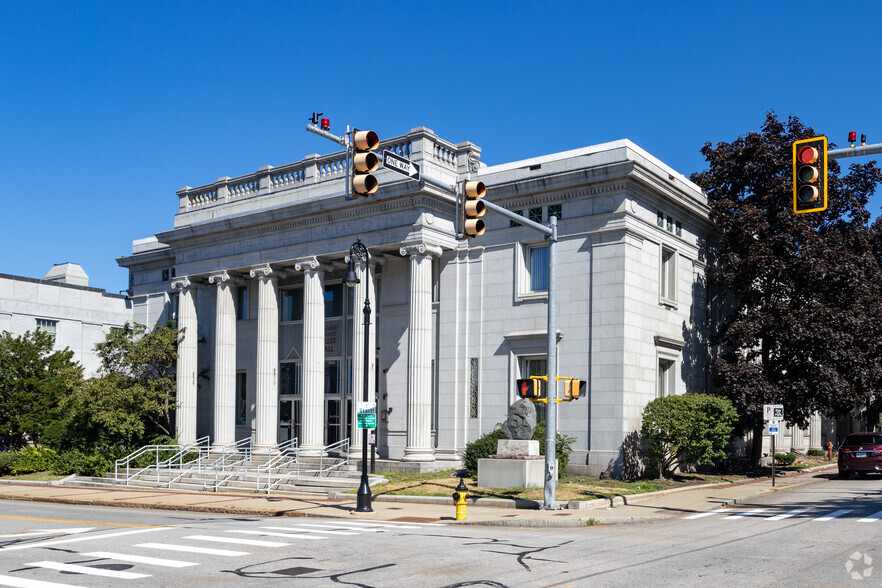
774;452;797;466
10;446;58;474
807;448;825;457
0;452;16;475
640;393;738;478
460;422;577;478
51;451;114;477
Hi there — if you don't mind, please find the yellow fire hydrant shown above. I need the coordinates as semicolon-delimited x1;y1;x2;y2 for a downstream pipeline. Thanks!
452;477;468;521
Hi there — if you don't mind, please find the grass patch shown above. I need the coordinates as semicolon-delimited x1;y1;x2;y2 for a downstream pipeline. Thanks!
0;471;65;482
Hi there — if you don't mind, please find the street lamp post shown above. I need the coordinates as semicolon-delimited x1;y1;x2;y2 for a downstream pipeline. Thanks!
343;239;372;512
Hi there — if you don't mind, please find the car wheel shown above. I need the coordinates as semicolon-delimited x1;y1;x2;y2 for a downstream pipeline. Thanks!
839;470;850;479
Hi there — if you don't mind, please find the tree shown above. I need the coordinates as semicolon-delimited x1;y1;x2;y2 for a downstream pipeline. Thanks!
60;322;180;452
0;330;83;449
691;112;882;463
640;394;737;479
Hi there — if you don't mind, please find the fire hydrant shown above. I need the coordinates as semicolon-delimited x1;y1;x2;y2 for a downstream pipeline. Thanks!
452;477;468;521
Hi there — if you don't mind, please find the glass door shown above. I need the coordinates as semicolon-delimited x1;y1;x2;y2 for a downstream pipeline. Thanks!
326;399;342;445
279;397;301;442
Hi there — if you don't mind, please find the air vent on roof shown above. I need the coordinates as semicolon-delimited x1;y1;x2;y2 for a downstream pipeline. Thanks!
529;164;542;171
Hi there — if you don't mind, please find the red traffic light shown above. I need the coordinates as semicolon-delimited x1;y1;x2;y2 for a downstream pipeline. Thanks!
849;131;857;143
321;118;330;131
798;146;819;165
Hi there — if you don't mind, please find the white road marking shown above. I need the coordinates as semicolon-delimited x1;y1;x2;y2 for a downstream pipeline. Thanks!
812;509;853;521
858;511;882;523
0;528;162;552
342;520;446;527
765;509;807;521
683;508;728;519
183;534;290;547
82;551;199;567
136;542;249;556
25;560;150;579
286;523;386;532
260;525;358;536
227;530;325;540
0;574;82;588
722;509;768;519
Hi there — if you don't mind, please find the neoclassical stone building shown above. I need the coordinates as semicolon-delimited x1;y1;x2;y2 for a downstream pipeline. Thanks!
118;127;717;475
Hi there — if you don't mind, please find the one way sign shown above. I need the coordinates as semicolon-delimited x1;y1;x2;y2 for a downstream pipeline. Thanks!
383;150;420;181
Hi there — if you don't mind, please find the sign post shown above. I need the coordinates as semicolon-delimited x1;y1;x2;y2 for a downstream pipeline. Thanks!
764;404;784;487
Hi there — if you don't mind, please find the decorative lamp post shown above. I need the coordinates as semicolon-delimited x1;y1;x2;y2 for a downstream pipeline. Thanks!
343;239;372;512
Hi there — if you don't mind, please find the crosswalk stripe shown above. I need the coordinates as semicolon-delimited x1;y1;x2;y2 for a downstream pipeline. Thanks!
82;551;199;567
0;575;81;588
722;509;768;519
183;535;290;547
136;542;249;556
684;508;728;519
812;509;852;521
858;511;882;523
260;525;359;536
228;530;325;540
25;561;150;579
287;523;386;532
765;509;807;521
0;528;161;552
343;520;446;527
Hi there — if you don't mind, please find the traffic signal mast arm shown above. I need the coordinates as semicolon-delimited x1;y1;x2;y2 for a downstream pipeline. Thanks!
827;142;882;159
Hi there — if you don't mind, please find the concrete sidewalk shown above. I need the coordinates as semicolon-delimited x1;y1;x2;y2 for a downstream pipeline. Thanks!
0;466;835;527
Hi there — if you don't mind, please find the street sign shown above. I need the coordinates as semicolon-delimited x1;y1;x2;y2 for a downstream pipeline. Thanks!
383;150;421;181
357;402;377;429
763;404;784;422
770;426;779;434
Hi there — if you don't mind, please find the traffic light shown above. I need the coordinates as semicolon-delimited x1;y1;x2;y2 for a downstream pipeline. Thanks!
516;377;546;400
563;379;585;400
461;180;486;238
351;129;380;197
792;136;827;214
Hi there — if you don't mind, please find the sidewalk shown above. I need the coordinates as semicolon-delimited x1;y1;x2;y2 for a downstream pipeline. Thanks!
0;466;835;528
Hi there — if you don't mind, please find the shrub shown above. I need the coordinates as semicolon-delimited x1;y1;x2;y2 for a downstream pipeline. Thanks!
534;421;576;473
0;452;16;475
640;393;738;479
807;448;825;457
10;446;58;474
51;450;114;477
774;452;797;466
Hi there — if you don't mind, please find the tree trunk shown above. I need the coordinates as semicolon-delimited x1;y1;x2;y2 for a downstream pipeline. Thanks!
751;422;765;467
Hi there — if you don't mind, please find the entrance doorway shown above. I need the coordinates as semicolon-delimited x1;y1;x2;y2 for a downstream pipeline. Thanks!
279;397;300;442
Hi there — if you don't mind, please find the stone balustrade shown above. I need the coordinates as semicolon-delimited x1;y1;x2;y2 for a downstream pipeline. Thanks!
175;127;481;216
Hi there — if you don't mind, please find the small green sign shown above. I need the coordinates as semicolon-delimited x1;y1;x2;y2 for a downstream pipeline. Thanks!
357;402;377;429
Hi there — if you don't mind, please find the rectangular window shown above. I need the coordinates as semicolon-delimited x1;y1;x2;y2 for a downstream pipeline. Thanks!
469;358;479;419
236;372;247;425
660;248;677;303
657;359;675;398
528;207;543;223
35;319;58;340
280;288;303;322
528;245;550;292
548;203;562;220
279;362;301;395
236;287;248;320
324;284;343;318
510;211;523;228
324;360;340;395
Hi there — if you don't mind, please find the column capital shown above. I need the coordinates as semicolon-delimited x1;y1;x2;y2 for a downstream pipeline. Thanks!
249;263;286;280
170;276;202;290
399;242;442;258
294;256;333;273
208;270;245;285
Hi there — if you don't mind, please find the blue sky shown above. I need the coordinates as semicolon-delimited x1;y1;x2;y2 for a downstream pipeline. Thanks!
3;1;881;291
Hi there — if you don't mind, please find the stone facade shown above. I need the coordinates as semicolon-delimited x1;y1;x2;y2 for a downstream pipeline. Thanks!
117;127;716;476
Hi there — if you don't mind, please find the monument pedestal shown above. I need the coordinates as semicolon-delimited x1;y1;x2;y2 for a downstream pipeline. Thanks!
477;439;554;489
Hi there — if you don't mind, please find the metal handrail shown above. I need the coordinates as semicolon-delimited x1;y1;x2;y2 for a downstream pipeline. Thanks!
258;438;350;493
113;436;210;485
199;437;254;491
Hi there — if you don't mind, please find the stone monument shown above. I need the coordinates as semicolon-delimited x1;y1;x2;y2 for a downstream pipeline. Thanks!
478;399;548;489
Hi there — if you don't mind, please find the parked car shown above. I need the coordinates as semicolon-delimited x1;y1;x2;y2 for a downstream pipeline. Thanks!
838;432;882;479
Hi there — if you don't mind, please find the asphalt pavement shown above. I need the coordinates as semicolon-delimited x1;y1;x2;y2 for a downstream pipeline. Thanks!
0;465;835;527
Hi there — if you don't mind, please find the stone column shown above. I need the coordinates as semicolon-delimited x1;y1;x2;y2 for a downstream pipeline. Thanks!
809;413;822;450
401;243;441;462
295;257;330;455
348;255;378;456
250;264;284;447
209;270;239;447
171;277;198;444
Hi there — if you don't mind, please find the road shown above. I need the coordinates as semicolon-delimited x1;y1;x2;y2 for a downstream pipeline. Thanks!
0;475;880;587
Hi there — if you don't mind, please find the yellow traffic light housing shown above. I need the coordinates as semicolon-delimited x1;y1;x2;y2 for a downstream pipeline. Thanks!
461;180;486;237
352;129;380;197
563;379;585;399
793;136;827;214
516;376;547;401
